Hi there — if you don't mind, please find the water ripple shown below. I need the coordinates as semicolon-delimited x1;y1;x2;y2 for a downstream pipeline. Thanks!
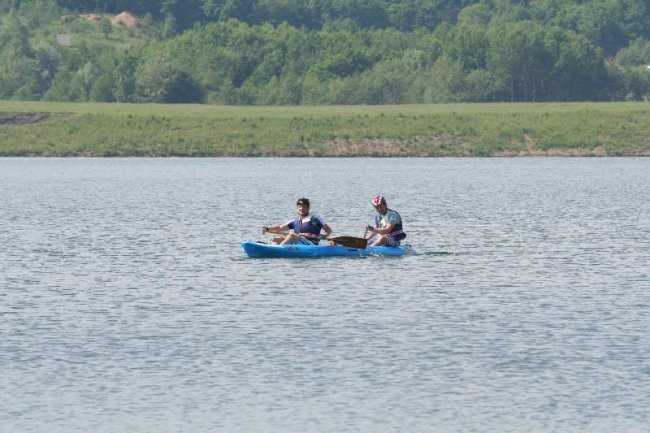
1;157;648;433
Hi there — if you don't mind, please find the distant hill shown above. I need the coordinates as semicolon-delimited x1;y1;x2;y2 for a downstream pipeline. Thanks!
1;0;648;104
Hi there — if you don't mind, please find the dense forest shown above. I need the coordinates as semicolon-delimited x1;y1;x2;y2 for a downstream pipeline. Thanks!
1;0;649;104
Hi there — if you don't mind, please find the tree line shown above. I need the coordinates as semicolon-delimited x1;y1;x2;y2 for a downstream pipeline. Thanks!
1;0;649;104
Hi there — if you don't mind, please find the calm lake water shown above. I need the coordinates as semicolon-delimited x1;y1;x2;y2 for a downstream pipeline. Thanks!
1;157;648;433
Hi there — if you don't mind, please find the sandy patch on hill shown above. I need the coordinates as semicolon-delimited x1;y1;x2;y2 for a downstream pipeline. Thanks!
111;11;138;27
79;13;101;22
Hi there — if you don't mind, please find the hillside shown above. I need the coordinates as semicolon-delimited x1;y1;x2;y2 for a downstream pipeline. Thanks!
0;0;648;104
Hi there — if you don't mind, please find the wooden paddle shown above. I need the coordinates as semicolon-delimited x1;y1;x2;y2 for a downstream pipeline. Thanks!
264;229;367;249
326;236;367;249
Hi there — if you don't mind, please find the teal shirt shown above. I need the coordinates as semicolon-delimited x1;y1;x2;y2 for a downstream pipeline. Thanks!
376;209;403;232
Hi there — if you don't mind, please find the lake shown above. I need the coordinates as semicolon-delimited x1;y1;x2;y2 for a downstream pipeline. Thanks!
1;157;648;433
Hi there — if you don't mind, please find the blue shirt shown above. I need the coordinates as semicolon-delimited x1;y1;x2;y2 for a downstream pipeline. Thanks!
287;214;325;237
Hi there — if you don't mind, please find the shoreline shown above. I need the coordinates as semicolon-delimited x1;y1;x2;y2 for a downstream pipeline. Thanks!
1;101;649;157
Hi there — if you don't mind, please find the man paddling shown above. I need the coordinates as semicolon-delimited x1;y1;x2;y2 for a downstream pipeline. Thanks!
262;197;333;245
365;195;407;247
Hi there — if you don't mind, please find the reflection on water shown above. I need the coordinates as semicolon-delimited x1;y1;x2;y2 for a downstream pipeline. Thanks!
1;157;649;433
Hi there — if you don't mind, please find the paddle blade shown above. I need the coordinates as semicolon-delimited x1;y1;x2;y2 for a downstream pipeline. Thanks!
330;236;367;249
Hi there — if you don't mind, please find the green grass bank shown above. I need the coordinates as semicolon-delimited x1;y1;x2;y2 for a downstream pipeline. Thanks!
1;101;649;156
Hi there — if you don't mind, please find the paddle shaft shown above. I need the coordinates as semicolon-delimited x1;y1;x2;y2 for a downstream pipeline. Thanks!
263;228;367;248
264;228;317;238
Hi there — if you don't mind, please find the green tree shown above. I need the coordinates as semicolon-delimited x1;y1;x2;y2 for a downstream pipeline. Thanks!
0;9;32;56
99;16;112;35
444;21;489;69
20;0;59;28
161;0;204;31
135;51;203;102
301;72;329;104
422;55;466;103
350;49;425;104
30;42;61;96
44;67;86;101
113;50;137;102
574;0;626;56
615;38;650;67
488;21;536;101
0;11;41;99
0;48;40;99
254;72;302;105
462;68;504;101
610;39;650;100
547;28;608;101
89;73;115;101
386;0;475;32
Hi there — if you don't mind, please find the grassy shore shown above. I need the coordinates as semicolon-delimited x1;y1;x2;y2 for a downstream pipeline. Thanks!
1;101;649;156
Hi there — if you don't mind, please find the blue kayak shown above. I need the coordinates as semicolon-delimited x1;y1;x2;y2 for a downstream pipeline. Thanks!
241;241;417;258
